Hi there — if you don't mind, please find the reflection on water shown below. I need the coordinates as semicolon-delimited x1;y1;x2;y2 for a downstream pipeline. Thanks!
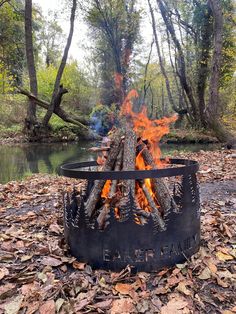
0;141;220;184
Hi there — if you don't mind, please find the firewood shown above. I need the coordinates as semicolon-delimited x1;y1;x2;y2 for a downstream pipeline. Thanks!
117;128;139;221
85;132;122;218
88;147;110;152
97;146;124;229
139;180;166;231
139;142;179;214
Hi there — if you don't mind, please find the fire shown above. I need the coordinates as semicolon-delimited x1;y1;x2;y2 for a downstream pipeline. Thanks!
100;84;177;223
121;89;178;166
101;180;111;198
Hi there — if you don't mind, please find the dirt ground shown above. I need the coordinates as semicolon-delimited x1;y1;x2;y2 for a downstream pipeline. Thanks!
0;149;235;314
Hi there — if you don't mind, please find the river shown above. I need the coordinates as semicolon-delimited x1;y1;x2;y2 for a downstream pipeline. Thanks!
0;141;220;184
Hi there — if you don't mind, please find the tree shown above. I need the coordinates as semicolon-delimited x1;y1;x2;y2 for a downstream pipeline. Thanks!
0;0;25;89
21;0;91;139
148;0;236;142
24;0;38;127
205;0;234;142
39;12;64;67
85;0;140;105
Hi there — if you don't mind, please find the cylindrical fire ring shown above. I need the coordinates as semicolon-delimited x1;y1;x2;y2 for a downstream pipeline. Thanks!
60;159;200;272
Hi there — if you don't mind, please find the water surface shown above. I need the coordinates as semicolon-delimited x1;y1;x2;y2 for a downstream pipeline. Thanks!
0;141;220;184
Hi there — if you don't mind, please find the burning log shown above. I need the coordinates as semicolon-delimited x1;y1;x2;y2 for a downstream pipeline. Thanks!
139;142;179;215
97;146;124;229
138;180;166;231
88;147;110;153
85;132;122;218
83;89;178;228
117;128;138;221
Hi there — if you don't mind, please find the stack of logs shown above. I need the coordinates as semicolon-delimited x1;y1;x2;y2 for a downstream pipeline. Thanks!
86;126;179;231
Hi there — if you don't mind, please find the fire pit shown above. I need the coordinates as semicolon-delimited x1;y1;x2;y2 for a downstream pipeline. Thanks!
60;158;200;272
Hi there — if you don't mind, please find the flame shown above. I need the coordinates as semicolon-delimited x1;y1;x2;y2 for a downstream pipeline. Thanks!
114;207;120;219
97;155;105;165
99;87;177;223
121;90;178;166
101;180;111;198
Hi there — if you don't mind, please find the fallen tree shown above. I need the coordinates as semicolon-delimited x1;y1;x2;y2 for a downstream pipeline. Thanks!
18;87;89;131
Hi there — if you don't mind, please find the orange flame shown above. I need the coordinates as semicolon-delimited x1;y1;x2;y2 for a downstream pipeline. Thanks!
101;180;111;198
97;155;105;165
121;90;178;166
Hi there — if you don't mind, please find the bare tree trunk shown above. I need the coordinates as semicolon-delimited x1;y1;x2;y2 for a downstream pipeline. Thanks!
24;0;37;125
196;1;212;128
42;0;77;127
148;0;176;113
157;0;198;122
206;0;234;143
18;88;90;131
143;39;154;104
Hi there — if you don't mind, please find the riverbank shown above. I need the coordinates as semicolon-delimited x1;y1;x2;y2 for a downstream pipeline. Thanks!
0;127;219;146
0;150;235;313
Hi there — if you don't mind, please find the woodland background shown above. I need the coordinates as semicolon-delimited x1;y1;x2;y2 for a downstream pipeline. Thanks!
0;0;235;143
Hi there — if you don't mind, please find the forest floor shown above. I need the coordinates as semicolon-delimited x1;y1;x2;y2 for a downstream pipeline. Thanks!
0;149;235;314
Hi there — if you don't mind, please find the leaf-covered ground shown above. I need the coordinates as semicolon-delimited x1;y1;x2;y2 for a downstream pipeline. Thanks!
0;149;235;314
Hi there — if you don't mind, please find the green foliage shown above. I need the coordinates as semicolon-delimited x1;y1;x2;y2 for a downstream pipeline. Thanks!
36;60;93;114
0;1;25;86
0;94;26;129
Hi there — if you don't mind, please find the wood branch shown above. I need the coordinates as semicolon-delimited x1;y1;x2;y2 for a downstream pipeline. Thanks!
17;88;89;130
88;147;110;152
97;145;124;229
139;142;179;214
139;180;166;231
85;132;122;218
42;0;77;126
117;128;137;221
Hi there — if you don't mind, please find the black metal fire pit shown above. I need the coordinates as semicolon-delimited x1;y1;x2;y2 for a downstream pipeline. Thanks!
60;159;200;272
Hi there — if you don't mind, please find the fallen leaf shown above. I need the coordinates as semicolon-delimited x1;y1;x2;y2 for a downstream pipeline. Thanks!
39;300;55;314
55;298;64;312
0;267;9;280
160;298;189;314
4;295;23;314
216;277;229;288
176;282;192;296
207;262;217;274
216;252;234;261
111;298;135;314
21;255;33;262
115;283;134;295
153;287;169;295
0;283;16;300
49;223;62;234
25;301;39;314
41;256;62;267
72;261;86;270
74;298;90;311
198;267;211;280
92;299;113;309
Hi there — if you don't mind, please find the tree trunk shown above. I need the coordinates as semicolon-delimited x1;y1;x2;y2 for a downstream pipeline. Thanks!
18;88;90;131
24;0;37;125
157;0;198;122
148;0;176;113
206;0;234;143
42;0;77;127
196;2;212;128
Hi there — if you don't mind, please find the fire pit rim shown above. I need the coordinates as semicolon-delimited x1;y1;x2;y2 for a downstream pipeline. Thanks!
60;158;199;180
